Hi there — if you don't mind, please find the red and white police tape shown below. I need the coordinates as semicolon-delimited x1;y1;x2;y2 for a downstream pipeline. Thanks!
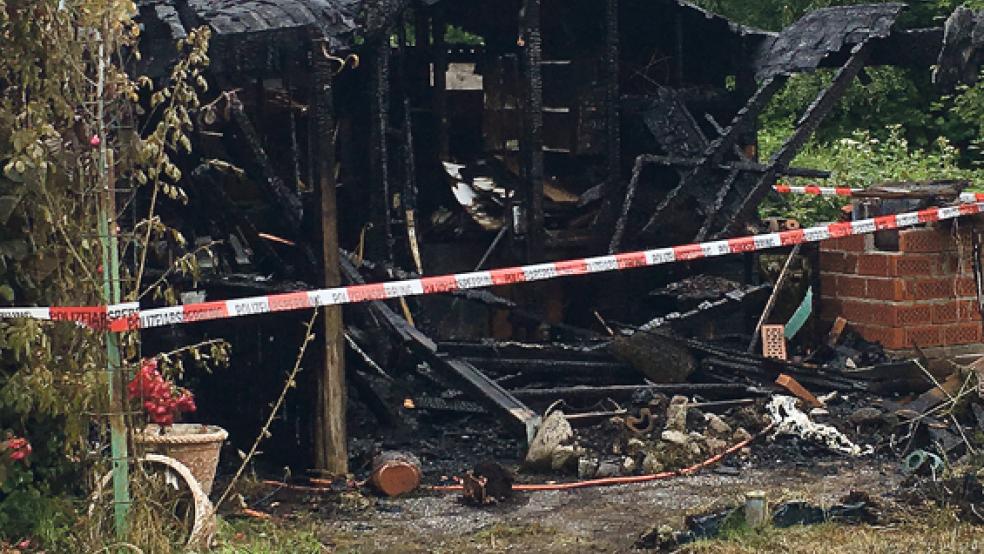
772;183;984;203
2;200;983;332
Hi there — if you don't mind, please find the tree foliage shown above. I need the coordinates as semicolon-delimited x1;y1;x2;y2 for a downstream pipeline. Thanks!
0;1;226;548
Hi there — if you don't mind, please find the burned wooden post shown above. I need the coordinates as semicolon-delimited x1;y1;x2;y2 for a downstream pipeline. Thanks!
312;36;347;474
432;8;450;159
521;0;545;261
369;37;394;263
598;0;622;248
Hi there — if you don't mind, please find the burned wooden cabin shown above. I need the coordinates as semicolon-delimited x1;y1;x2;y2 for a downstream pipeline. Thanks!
134;1;970;470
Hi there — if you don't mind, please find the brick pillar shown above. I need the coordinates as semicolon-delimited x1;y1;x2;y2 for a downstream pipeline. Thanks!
819;224;982;351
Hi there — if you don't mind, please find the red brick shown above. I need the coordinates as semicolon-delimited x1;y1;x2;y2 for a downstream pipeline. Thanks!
894;254;938;276
899;227;950;253
820;234;866;252
836;275;866;298
819;251;845;273
943;322;982;345
906;324;943;347
865;277;906;301
908;278;954;300
842;253;859;273
857;254;893;276
895;304;934;327
820;274;838;296
839;299;883;324
955;276;977;296
959;300;982;322
932;300;960;324
853;324;907;349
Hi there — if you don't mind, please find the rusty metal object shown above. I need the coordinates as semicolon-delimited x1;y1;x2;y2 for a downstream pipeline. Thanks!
370;451;422;497
625;407;656;435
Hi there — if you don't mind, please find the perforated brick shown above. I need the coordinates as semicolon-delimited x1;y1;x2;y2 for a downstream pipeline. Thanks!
865;278;906;301
820;252;846;273
899;227;950;253
959;300;983;321
761;325;787;360
896;304;934;327
955;276;978;297
932;301;960;324
853;324;906;349
820;235;866;252
944;322;982;345
836;275;866;298
894;254;938;276
908;278;954;300
857;254;892;276
906;324;943;347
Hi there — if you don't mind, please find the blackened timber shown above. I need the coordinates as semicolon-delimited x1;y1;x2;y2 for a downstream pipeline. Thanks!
509;383;766;401
609;151;828;253
639;75;787;241
716;42;874;239
460;357;637;378
338;257;540;440
521;0;545;261
597;0;621;242
432;8;449;158
369;38;394;262
312;38;347;474
228;94;304;232
609;154;644;253
640;155;831;178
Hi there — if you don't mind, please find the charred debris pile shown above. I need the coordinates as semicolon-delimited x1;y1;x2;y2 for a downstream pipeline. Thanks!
132;0;984;495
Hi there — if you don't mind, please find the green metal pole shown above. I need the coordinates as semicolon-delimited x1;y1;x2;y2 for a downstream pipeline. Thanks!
96;34;130;537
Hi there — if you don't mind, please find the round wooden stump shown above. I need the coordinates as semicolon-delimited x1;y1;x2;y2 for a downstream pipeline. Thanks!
370;451;421;497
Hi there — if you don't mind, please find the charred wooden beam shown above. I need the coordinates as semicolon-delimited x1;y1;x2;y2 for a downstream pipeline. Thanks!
461;357;638;378
638;75;787;243
640;155;831;178
509;383;766;401
521;0;545;261
369;38;394;262
432;8;449;158
597;0;622;243
227;93;305;233
715;42;874;239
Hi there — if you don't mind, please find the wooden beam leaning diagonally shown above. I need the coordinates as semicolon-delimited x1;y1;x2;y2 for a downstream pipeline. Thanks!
714;41;874;239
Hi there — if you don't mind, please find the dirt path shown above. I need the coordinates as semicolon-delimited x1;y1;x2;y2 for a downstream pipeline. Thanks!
321;458;901;552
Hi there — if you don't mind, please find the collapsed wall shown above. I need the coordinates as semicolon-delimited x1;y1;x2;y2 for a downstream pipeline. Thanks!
819;221;983;351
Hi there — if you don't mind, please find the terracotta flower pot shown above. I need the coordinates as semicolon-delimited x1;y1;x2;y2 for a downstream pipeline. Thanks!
134;424;228;495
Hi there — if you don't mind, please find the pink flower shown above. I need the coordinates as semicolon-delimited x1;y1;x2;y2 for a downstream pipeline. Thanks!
7;437;31;462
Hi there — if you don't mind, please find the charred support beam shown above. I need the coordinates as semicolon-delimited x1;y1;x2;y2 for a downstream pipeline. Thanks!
608;151;827;252
521;0;545;261
228;95;304;233
597;0;622;244
312;39;347;474
639;75;787;240
398;12;422;274
432;9;449;158
637;155;831;178
369;38;394;262
717;42;874;239
509;383;765;401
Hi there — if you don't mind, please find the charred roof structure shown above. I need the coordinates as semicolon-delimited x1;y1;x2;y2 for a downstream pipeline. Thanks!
134;1;983;470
